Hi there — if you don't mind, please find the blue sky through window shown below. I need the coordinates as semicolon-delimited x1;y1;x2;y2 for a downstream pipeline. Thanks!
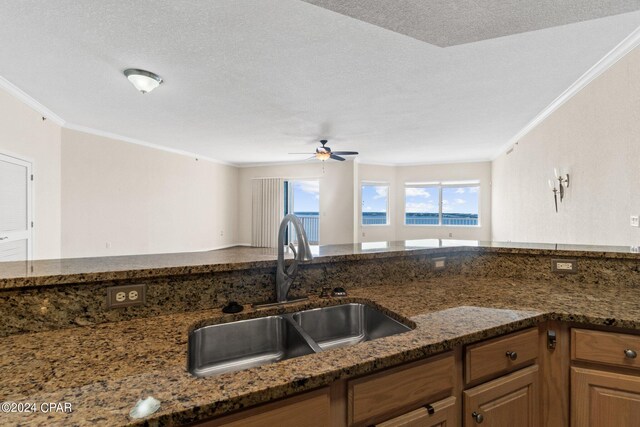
292;180;319;213
405;187;438;214
442;186;479;215
361;185;388;213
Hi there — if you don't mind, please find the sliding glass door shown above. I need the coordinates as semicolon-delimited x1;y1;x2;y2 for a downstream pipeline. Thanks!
284;180;319;244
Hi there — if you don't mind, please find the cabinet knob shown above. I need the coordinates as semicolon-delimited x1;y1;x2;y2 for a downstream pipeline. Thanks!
506;351;518;361
624;349;637;359
472;411;484;423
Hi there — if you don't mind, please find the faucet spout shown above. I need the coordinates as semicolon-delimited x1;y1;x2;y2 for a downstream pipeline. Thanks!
276;214;314;303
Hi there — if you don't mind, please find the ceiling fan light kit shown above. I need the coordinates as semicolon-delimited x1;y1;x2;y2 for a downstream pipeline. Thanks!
289;139;359;162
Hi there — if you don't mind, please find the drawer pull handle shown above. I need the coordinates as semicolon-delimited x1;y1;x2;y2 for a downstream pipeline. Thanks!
472;411;484;423
506;351;518;361
624;349;637;359
424;404;435;415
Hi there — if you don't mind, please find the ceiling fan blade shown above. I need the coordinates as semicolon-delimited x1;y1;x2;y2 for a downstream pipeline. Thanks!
331;151;358;155
330;154;346;161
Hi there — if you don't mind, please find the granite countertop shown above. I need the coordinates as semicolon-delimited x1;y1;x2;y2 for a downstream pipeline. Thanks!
2;240;639;289
2;275;640;426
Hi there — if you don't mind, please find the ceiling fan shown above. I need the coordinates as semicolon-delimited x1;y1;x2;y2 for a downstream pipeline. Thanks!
289;140;359;162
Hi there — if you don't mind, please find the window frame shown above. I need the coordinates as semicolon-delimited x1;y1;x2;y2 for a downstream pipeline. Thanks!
360;181;390;227
403;181;481;227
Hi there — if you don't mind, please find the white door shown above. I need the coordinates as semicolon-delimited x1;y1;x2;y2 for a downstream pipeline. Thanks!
0;153;32;261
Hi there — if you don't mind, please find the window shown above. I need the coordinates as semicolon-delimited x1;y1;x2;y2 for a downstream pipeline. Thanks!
404;185;439;225
404;182;479;226
361;183;389;225
284;180;319;244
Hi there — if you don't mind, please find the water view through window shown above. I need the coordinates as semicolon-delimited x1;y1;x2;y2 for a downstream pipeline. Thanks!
405;184;479;226
362;184;389;225
286;180;320;243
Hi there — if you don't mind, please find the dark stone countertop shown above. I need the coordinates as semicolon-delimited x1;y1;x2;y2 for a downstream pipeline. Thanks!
1;240;639;289
2;275;640;426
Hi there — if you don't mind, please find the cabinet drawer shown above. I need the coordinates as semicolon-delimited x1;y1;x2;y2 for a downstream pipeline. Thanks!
201;388;330;427
572;328;640;369
465;328;538;384
348;353;454;426
377;396;457;427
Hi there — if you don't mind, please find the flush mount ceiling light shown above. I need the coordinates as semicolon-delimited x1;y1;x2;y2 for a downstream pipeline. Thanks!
123;68;163;94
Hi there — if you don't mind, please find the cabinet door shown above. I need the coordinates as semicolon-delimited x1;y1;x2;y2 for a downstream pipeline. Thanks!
572;367;640;427
463;365;538;427
377;396;457;427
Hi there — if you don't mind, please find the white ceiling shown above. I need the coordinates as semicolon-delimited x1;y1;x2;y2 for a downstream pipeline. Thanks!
0;1;639;166
302;0;640;47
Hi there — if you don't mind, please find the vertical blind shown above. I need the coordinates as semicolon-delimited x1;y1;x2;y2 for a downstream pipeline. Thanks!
251;178;284;248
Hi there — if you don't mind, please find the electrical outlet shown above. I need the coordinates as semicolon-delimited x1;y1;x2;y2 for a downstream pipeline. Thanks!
631;216;639;227
107;284;146;308
433;257;446;270
552;259;577;274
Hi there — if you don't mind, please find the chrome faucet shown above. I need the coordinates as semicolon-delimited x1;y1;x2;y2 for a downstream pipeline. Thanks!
276;214;313;303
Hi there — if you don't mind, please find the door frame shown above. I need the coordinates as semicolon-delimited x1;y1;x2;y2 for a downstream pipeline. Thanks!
0;152;33;261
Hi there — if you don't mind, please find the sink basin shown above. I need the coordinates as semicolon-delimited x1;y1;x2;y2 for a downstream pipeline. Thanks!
188;303;413;377
188;315;316;377
292;303;412;351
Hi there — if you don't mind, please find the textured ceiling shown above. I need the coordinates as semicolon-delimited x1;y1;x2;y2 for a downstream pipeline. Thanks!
0;1;639;165
301;0;640;47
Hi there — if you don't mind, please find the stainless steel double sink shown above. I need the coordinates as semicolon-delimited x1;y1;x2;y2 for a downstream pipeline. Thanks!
188;303;413;377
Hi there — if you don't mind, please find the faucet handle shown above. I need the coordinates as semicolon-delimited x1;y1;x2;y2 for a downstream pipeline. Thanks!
288;242;298;259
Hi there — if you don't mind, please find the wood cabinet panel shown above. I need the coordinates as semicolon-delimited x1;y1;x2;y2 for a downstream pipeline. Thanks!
348;353;454;426
572;328;640;369
463;365;539;427
465;328;538;384
377;396;457;427
571;366;640;427
201;387;330;427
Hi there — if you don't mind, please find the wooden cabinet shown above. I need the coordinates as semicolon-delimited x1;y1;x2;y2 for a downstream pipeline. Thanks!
571;366;640;427
348;352;455;426
572;329;640;370
199;387;330;427
463;365;539;427
465;328;538;384
377;396;457;427
571;329;640;426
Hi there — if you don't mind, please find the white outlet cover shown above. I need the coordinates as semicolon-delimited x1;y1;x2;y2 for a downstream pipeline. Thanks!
128;290;138;300
631;215;640;227
115;292;126;302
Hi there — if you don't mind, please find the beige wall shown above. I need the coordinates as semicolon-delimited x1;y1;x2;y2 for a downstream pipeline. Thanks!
492;46;640;246
357;162;492;242
238;161;356;245
0;88;62;259
61;129;239;257
239;160;491;245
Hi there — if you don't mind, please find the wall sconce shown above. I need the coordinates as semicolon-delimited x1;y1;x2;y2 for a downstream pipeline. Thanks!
547;168;570;212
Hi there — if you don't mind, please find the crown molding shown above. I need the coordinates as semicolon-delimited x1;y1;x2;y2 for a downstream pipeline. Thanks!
63;123;236;166
0;76;66;126
237;157;356;168
0;75;235;166
492;25;640;160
